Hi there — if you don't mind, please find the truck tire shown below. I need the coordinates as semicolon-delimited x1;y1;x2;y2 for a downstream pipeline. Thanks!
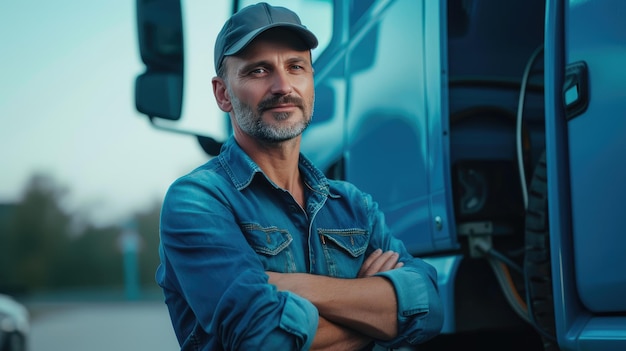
524;151;559;351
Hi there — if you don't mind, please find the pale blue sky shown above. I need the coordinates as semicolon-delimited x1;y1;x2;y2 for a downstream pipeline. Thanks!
0;1;231;225
0;1;332;225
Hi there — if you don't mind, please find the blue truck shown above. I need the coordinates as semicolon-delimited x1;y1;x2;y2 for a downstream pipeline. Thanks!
134;0;626;349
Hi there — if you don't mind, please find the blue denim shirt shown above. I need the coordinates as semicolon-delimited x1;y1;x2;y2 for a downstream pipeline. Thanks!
157;136;443;350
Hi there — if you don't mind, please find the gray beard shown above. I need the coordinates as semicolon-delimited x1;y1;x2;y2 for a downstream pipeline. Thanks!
229;88;313;143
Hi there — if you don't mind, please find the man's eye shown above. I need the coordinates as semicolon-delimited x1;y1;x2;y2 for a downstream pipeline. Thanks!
250;68;267;75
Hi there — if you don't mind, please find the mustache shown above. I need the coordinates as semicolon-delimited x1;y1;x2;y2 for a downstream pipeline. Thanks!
257;95;304;112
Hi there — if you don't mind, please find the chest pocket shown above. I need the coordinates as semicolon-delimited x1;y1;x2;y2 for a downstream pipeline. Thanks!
241;223;297;273
318;228;369;277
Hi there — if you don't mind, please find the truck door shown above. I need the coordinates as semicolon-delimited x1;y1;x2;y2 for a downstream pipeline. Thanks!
339;0;456;256
545;0;626;349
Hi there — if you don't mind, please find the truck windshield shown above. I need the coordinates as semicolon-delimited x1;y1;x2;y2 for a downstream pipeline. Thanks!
237;0;334;61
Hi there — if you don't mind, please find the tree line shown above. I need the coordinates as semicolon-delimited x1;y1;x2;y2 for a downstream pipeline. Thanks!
0;173;162;298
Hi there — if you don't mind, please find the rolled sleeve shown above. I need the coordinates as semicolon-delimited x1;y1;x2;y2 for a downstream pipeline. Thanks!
374;260;444;347
279;291;320;348
214;271;319;350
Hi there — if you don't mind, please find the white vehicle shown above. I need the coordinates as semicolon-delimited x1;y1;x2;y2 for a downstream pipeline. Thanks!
0;294;29;351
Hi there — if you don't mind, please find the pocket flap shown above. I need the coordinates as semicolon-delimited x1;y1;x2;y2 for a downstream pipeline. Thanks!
242;224;293;256
318;229;368;257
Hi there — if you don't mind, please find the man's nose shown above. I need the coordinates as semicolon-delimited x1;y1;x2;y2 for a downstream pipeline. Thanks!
270;70;293;95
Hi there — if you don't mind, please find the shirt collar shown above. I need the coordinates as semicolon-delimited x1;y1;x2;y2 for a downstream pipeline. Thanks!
218;136;331;195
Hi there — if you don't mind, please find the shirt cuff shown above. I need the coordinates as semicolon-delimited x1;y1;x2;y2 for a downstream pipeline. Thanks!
375;266;443;346
279;291;320;350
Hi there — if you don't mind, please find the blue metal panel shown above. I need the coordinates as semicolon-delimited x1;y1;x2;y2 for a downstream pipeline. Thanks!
566;0;626;313
546;0;626;349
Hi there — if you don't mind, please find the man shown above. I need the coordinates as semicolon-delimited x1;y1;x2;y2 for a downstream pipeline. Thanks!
157;3;443;350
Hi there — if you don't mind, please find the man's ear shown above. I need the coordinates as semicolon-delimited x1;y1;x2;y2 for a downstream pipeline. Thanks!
212;77;232;112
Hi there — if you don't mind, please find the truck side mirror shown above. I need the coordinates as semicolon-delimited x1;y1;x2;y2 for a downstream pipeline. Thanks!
135;0;184;120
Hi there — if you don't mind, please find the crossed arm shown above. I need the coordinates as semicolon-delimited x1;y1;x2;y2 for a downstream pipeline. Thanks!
267;249;405;350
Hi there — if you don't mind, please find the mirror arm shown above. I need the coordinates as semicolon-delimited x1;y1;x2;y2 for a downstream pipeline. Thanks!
148;117;223;156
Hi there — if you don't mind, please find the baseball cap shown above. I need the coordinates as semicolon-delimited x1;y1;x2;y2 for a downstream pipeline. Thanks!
214;2;319;71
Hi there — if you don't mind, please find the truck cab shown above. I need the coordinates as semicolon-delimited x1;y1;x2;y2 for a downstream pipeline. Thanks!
134;0;626;349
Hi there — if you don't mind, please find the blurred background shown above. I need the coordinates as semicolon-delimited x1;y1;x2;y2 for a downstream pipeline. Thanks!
0;1;230;350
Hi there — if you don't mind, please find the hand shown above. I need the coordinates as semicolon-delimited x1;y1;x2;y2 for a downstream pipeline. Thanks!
358;249;404;278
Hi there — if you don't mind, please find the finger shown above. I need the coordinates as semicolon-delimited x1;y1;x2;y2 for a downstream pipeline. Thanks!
358;249;383;277
360;250;398;277
375;251;400;272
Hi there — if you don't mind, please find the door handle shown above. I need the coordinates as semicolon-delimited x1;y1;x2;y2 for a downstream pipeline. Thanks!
563;61;589;120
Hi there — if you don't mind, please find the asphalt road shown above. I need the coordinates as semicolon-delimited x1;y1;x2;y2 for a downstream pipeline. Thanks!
28;301;179;351
26;301;544;351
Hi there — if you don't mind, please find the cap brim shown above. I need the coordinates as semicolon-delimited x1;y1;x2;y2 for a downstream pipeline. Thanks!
224;23;319;56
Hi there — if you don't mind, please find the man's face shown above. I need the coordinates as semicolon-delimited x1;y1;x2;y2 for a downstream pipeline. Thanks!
223;29;315;143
